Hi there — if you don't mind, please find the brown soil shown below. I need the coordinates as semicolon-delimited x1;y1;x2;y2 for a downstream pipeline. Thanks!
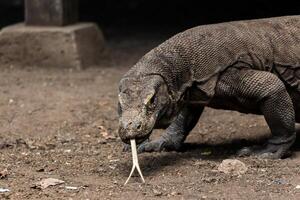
0;36;299;200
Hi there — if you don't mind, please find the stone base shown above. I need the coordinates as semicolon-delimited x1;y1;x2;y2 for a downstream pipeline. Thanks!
0;23;105;69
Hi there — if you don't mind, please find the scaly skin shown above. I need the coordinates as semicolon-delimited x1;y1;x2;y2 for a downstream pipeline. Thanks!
119;16;300;159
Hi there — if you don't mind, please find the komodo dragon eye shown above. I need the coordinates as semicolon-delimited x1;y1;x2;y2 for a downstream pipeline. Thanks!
149;95;155;104
144;93;156;108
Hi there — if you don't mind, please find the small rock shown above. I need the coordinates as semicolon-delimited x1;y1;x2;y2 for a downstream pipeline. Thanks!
193;161;204;166
98;101;109;107
201;149;212;156
218;159;248;175
23;139;37;150
109;159;120;163
273;179;287;185
96;167;106;173
109;165;116;170
170;191;181;196
296;185;300;189
65;186;78;190
0;140;14;149
36;168;45;172
153;189;162;196
64;149;72;153
0;169;8;179
0;188;10;193
34;178;65;189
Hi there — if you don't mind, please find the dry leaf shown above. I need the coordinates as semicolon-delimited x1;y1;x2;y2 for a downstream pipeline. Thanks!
35;178;65;189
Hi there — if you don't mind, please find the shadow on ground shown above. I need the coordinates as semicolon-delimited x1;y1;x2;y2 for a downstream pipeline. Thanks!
119;129;300;177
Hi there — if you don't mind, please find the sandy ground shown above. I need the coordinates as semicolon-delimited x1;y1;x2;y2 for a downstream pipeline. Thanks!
0;36;299;200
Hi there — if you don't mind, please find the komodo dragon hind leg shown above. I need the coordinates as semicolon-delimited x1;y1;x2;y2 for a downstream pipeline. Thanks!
136;105;204;153
215;68;296;159
236;79;296;159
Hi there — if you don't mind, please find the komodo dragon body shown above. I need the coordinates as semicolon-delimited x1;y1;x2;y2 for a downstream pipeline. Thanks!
118;16;300;159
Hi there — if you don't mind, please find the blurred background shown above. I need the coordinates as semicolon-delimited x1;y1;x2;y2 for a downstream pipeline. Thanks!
0;2;300;199
1;0;299;38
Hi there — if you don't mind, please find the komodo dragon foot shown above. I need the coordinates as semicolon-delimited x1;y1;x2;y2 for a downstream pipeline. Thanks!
123;137;182;153
237;139;294;159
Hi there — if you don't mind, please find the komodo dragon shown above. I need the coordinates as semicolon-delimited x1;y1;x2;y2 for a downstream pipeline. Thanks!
118;16;300;159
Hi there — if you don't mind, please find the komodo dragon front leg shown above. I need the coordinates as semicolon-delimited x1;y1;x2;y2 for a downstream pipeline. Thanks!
136;105;204;153
212;67;296;159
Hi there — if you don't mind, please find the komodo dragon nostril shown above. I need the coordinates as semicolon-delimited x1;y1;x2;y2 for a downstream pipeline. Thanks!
136;123;142;130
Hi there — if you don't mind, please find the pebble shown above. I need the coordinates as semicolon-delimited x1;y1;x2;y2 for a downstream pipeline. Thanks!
0;188;10;193
153;189;162;196
218;159;248;175
65;186;78;190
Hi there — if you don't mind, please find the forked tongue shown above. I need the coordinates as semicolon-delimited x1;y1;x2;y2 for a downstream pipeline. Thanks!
124;139;145;185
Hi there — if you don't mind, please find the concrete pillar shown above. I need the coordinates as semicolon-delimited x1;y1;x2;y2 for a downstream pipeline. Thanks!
0;0;105;69
25;0;79;26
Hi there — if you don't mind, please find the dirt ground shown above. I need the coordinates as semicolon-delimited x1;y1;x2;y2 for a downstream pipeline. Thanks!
0;35;299;200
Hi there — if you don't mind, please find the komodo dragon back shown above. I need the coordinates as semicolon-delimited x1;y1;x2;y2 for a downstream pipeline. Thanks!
124;16;300;103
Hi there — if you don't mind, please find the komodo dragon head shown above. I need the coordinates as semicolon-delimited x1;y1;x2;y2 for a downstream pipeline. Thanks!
118;75;171;144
